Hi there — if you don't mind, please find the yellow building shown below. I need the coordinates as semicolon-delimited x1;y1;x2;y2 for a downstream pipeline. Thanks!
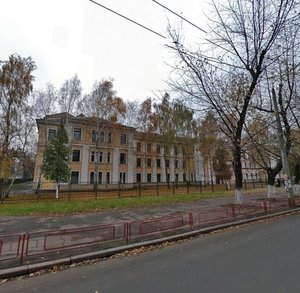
33;112;205;188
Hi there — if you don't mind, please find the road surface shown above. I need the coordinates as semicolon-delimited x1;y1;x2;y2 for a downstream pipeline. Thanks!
1;212;300;292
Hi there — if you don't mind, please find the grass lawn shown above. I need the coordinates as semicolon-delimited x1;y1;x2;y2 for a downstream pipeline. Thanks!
0;190;237;216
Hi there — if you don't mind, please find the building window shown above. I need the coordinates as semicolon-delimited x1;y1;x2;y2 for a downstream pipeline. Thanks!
147;158;152;167
175;174;179;182
71;171;79;184
92;130;96;142
119;172;126;184
106;172;110;184
108;132;112;144
73;128;82;140
99;131;104;143
147;143;151;152
165;145;170;155
48;129;56;140
107;152;111;163
92;130;104;143
166;159;170;168
91;151;95;162
72;150;80;162
91;151;103;163
137;158;141;167
157;174;161;183
175;160;178;169
137;142;141;151
136;173;141;182
156;144;161;154
120;153;126;164
99;152;103;163
167;173;170;182
147;173;152;182
157;159;161;168
174;146;178;156
120;133;127;144
183;173;186;181
90;172;102;184
90;172;94;184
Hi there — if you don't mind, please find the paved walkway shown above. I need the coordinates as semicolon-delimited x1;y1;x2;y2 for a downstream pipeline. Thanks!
0;190;287;235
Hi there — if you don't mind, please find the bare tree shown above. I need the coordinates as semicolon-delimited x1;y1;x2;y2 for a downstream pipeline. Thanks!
168;0;298;202
32;83;58;118
119;100;140;128
58;74;82;115
31;82;59;192
81;79;125;189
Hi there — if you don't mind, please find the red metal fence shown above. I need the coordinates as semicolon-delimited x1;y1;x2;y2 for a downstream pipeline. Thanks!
0;197;298;270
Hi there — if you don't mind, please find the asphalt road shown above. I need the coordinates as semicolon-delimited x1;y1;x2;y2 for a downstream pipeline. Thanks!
1;212;300;293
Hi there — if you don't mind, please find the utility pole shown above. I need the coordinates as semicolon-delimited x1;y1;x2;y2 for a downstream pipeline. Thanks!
272;88;293;198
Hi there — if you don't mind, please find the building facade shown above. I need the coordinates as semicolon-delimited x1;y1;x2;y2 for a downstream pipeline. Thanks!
33;113;205;187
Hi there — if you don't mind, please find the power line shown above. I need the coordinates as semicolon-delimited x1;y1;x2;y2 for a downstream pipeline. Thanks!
152;0;207;34
88;0;166;39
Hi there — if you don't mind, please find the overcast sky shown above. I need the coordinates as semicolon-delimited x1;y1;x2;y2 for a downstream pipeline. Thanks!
0;0;209;101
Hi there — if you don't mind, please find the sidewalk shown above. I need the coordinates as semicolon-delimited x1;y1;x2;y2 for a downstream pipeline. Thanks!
1;189;296;278
0;190;285;235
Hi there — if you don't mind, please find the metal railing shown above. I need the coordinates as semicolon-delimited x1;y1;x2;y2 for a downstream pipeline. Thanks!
1;196;299;270
0;179;269;203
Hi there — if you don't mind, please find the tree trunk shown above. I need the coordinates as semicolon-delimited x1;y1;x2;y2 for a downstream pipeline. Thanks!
267;173;276;199
266;163;282;199
55;182;59;199
233;143;243;203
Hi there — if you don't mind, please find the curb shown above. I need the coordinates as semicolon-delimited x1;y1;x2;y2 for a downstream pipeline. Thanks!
1;207;300;279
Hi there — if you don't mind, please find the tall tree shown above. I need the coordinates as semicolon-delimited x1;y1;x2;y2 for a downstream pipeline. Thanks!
0;54;36;152
32;83;58;118
213;138;232;187
153;94;197;184
119;100;140;128
42;123;71;199
153;93;175;185
137;98;155;182
196;111;220;184
172;99;197;182
168;0;298;202
58;74;82;115
0;54;36;187
81;79;125;188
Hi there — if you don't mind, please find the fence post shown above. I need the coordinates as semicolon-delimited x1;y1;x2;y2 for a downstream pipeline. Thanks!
211;177;214;192
189;212;193;230
199;180;202;193
94;182;98;200
37;181;41;202
68;183;71;201
138;182;141;197
252;179;255;189
231;206;236;219
187;181;190;194
0;180;4;204
263;200;268;213
156;181;159;196
19;233;27;265
172;181;175;195
124;222;131;244
118;181;121;198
